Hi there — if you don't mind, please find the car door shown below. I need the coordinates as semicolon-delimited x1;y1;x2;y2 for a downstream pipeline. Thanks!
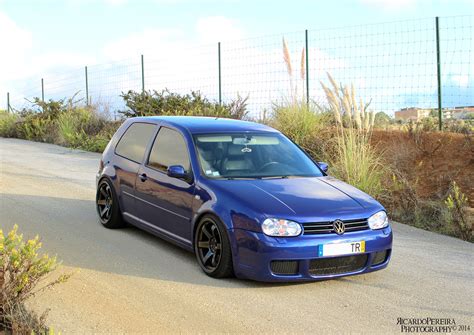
134;126;195;245
113;122;157;216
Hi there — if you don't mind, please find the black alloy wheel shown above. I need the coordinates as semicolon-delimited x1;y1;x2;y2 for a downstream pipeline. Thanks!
195;215;233;278
96;179;124;229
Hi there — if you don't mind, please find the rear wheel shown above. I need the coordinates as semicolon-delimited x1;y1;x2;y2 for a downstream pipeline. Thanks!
96;179;125;229
195;215;234;278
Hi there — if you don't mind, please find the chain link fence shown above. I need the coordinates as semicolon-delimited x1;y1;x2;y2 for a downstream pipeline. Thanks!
5;15;473;121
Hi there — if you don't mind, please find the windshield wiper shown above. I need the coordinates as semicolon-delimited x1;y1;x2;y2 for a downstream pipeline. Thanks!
215;175;302;180
259;175;289;180
217;176;257;180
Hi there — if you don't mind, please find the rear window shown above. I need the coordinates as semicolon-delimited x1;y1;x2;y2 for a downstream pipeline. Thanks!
115;123;156;163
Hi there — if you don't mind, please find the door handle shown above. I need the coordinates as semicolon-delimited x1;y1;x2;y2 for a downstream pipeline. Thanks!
139;173;147;182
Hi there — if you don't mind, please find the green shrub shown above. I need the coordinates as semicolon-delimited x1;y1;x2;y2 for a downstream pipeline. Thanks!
0;225;70;333
120;89;249;120
271;102;329;158
19;114;57;142
0;111;20;138
445;181;472;241
16;98;72;143
57;107;110;152
373;111;392;128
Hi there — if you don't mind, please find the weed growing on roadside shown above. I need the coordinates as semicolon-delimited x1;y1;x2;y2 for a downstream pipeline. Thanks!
445;181;472;241
0;225;71;333
0;110;20;138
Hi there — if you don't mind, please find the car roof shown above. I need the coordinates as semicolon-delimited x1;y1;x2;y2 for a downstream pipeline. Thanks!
130;116;279;134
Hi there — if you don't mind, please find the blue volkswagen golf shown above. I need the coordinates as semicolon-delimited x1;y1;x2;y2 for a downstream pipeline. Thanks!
96;116;392;282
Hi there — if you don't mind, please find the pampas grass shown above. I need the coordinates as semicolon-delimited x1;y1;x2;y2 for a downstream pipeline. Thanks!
321;73;388;199
282;37;292;77
300;48;305;82
282;37;307;103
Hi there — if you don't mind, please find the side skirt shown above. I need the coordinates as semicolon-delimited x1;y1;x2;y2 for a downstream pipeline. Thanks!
123;212;194;252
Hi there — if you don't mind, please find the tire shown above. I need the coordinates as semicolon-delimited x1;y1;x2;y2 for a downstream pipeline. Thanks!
194;215;234;278
96;178;125;229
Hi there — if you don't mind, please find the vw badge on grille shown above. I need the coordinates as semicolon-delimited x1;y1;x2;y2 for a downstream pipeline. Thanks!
333;220;345;235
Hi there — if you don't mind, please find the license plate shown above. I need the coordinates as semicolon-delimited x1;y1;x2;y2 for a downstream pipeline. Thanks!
318;241;365;257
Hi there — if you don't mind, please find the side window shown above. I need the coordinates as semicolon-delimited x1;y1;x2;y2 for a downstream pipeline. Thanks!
148;127;190;172
115;123;156;163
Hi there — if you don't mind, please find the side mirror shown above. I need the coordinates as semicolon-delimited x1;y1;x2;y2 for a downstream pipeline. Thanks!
318;162;329;173
167;165;188;179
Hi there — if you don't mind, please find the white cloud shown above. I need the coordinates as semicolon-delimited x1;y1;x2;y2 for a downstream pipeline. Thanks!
102;28;184;61
196;16;244;43
0;11;33;107
451;75;469;88
359;0;418;10
103;0;128;5
0;11;96;108
0;12;33;80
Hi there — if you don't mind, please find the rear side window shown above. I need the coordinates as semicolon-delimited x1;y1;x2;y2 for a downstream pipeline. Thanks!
115;123;156;163
148;127;190;172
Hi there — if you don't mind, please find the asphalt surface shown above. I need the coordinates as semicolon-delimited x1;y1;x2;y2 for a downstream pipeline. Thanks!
1;137;473;334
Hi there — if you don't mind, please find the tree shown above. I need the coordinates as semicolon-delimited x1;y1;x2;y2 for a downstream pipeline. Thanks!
374;111;392;127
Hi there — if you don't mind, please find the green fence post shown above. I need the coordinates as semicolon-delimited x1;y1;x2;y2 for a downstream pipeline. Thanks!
7;92;10;113
141;54;145;93
436;16;442;131
41;78;45;102
305;29;309;108
218;42;222;105
85;66;89;106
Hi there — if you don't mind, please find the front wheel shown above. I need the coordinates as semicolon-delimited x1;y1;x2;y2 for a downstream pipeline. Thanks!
194;215;234;278
96;178;125;229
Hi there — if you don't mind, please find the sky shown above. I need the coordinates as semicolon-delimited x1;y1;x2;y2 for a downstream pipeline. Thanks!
1;0;473;115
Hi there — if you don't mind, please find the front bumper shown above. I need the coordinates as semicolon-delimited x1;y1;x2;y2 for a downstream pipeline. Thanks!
231;225;392;282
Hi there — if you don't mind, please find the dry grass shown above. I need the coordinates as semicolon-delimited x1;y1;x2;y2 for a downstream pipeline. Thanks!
320;73;388;199
282;37;307;103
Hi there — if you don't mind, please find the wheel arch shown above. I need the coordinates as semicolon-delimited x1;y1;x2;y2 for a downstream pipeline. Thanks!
97;173;123;213
191;208;237;252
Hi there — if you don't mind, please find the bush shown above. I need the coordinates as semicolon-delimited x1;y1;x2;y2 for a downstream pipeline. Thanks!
120;89;249;120
15;98;72;143
19;114;57;142
271;102;329;158
445;181;472;241
57;107;109;152
7;96;116;152
0;225;70;333
0;110;21;138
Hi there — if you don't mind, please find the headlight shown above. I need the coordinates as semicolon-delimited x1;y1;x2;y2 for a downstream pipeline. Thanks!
262;218;302;237
368;211;389;230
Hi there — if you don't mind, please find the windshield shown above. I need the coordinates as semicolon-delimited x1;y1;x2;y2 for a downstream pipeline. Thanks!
194;133;323;179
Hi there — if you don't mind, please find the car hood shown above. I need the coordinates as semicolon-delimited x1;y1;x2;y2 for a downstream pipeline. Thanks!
208;176;382;220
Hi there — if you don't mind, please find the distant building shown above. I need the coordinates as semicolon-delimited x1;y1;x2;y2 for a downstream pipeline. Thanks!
394;106;474;121
394;107;431;121
444;106;474;120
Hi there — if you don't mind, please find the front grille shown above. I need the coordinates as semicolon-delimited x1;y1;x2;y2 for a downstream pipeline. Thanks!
309;255;368;276
271;260;299;275
302;219;369;235
372;250;388;265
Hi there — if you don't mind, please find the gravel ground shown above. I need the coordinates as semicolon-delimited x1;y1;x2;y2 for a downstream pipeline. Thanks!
1;137;473;334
